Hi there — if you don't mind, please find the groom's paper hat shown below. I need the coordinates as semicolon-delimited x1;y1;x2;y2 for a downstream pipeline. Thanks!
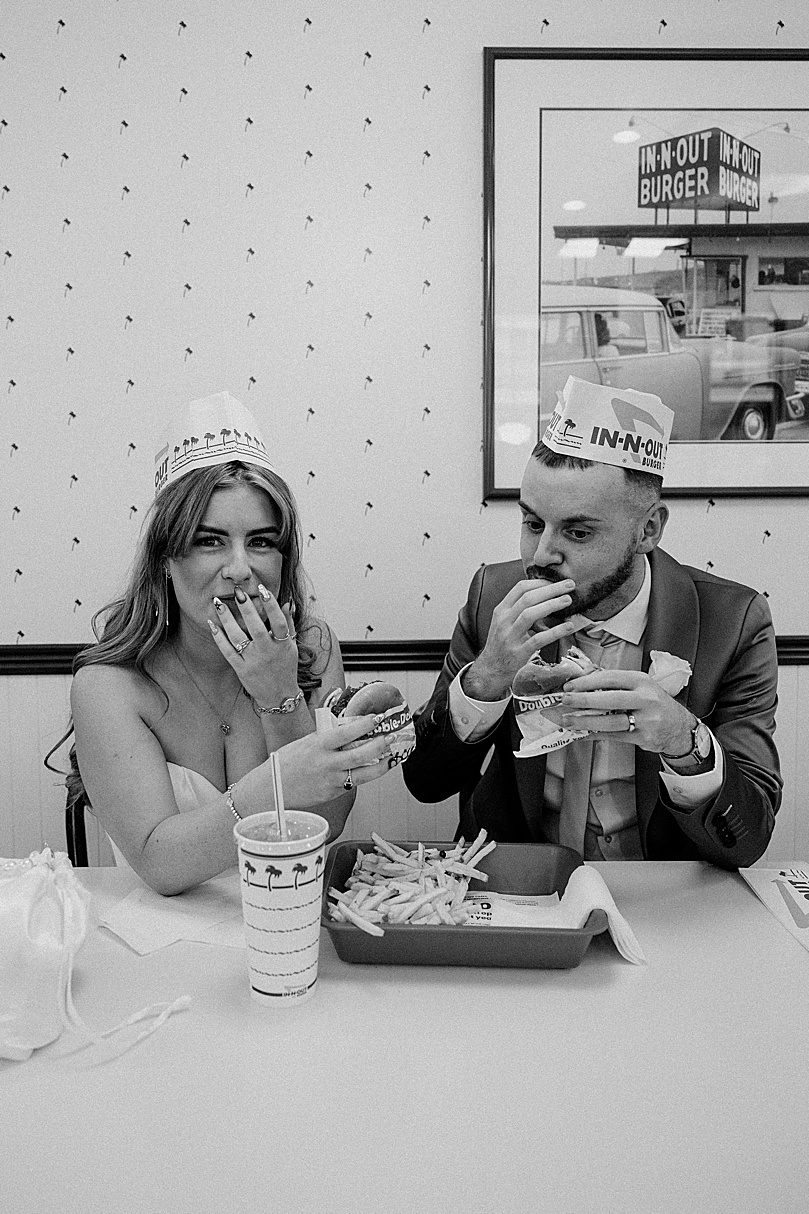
154;392;276;496
542;376;674;476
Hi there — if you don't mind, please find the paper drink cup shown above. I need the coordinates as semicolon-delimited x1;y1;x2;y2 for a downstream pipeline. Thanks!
234;811;330;1007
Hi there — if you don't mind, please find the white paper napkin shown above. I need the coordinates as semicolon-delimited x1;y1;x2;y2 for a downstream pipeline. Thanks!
557;866;646;964
99;869;245;955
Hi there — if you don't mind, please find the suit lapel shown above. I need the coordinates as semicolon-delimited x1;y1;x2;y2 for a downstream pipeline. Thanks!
508;709;549;841
642;548;700;704
636;548;700;852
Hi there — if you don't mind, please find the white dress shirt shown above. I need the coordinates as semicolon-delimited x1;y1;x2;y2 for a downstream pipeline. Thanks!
448;557;724;858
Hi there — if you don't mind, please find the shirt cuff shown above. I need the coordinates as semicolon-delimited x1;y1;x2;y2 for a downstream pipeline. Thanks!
448;664;510;743
659;730;724;809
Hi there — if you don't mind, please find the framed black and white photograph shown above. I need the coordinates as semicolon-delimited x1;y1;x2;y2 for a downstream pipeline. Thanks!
483;48;809;498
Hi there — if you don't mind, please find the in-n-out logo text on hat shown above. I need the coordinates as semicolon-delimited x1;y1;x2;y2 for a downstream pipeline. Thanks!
154;392;276;496
542;376;674;476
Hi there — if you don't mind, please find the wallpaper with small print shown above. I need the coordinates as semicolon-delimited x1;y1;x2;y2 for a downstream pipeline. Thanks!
2;0;807;647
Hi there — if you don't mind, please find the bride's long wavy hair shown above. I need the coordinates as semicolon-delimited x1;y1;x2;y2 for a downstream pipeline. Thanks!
45;461;325;807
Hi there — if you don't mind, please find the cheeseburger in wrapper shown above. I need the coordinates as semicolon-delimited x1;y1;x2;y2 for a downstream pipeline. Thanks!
319;682;416;767
511;646;695;758
511;646;599;757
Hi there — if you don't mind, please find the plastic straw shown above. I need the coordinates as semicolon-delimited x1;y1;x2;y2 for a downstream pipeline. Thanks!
270;751;288;840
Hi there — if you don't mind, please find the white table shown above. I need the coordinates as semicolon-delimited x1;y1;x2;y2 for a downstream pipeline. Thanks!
3;862;807;1214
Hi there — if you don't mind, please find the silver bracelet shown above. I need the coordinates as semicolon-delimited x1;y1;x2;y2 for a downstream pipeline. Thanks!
251;688;304;717
226;783;241;821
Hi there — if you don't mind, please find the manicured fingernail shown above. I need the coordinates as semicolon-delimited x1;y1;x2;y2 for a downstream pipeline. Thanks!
257;584;271;602
213;597;225;613
234;587;247;603
208;619;219;635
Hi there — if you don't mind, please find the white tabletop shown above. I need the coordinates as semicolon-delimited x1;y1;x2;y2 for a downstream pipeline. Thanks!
3;861;807;1214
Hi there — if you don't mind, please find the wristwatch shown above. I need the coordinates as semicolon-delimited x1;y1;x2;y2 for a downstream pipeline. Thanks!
662;717;713;770
251;689;304;716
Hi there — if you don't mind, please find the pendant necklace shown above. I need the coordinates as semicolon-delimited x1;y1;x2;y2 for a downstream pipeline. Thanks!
173;647;243;736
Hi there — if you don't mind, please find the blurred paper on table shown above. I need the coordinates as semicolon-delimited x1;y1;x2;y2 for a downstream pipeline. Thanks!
99;870;245;955
739;866;809;953
464;866;645;964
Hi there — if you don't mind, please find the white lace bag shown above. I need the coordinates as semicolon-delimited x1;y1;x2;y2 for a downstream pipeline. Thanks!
0;849;188;1062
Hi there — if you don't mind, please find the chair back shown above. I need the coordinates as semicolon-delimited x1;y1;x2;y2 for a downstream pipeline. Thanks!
65;791;89;868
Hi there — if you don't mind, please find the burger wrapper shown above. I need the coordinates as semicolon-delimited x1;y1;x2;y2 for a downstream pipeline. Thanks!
315;690;417;768
368;704;417;767
512;649;692;758
512;690;590;757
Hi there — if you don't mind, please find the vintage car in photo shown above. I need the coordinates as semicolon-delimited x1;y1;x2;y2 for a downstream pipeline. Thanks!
538;285;802;441
728;315;809;418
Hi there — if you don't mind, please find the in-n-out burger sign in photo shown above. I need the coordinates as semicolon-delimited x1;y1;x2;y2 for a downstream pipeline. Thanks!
637;126;761;212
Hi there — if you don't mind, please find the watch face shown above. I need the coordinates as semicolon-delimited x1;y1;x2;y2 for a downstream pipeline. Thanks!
694;721;712;759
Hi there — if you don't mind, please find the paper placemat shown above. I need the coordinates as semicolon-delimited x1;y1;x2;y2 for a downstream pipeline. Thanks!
739;865;809;954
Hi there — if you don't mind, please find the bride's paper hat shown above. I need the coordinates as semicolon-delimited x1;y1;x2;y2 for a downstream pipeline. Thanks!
154;392;276;496
542;376;674;477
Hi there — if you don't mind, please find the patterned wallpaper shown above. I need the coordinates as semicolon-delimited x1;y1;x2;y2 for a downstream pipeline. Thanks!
2;0;808;647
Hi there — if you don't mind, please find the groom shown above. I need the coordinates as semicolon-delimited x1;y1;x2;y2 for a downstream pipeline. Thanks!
403;378;781;868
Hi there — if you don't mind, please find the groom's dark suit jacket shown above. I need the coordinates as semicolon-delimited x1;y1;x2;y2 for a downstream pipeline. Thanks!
403;548;781;868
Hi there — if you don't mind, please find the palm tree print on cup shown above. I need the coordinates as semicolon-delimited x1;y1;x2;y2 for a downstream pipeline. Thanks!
243;859;257;884
293;862;308;888
265;864;282;890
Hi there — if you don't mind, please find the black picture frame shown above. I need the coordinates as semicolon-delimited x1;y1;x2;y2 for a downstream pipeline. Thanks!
483;47;809;499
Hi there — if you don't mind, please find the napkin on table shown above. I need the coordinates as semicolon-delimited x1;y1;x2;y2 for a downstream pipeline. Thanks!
557;865;646;964
99;869;245;955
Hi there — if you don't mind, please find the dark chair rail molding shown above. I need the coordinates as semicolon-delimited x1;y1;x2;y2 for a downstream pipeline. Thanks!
0;641;452;676
2;637;809;675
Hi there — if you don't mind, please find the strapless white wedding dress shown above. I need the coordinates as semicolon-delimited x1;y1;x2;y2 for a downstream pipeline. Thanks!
107;763;222;870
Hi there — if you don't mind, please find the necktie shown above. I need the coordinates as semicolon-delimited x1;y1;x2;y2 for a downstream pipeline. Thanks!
558;736;594;856
557;627;608;856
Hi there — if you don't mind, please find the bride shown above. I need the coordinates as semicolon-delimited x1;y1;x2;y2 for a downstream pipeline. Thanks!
61;394;394;894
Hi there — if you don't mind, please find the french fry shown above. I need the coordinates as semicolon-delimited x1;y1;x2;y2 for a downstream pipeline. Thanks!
462;829;489;864
341;903;385;937
326;831;497;936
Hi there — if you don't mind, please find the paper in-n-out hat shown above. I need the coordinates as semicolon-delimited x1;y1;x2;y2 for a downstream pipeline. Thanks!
154;392;276;496
542;376;674;476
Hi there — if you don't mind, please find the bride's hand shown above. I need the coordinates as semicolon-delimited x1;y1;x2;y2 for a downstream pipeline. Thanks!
208;584;299;704
274;714;394;807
